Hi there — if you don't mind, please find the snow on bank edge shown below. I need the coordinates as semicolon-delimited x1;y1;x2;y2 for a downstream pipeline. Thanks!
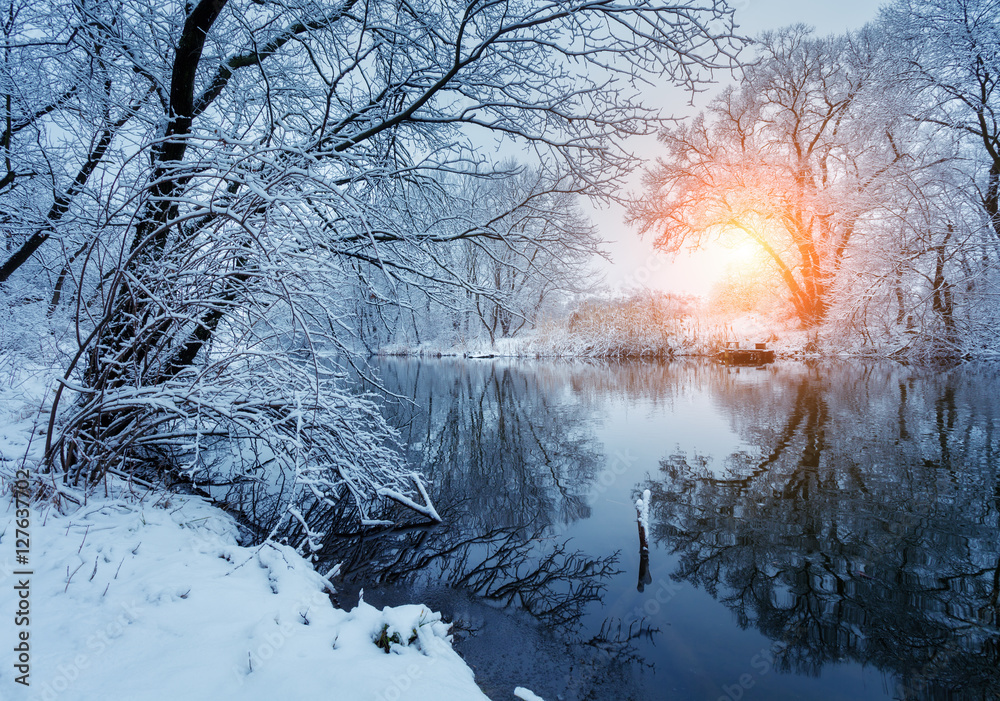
0;469;492;701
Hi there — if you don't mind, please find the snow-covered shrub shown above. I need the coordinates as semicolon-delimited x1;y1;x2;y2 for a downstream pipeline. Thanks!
42;219;441;548
558;291;693;358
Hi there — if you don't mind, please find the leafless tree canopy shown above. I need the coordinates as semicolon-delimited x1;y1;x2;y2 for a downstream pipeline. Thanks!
0;0;740;536
631;7;1000;354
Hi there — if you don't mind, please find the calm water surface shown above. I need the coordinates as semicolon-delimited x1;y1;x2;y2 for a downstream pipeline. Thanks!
323;359;1000;701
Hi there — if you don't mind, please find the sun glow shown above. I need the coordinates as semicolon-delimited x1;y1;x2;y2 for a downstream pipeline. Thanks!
638;223;775;298
658;241;765;298
717;237;762;273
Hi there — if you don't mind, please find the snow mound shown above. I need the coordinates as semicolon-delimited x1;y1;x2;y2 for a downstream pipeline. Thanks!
0;473;490;701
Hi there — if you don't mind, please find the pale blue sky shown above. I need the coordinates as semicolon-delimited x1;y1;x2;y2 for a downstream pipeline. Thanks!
734;0;883;37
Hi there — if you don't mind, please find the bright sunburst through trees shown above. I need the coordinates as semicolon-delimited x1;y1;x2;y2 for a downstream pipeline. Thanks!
631;4;1000;354
631;26;948;329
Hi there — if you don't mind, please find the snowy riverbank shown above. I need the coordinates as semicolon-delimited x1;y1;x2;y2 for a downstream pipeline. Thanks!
0;467;496;701
0;365;506;701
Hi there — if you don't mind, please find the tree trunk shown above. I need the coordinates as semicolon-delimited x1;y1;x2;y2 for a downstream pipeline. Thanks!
984;158;1000;241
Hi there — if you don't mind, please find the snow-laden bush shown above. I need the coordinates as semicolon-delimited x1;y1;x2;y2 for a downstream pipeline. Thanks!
557;292;691;358
41;217;441;548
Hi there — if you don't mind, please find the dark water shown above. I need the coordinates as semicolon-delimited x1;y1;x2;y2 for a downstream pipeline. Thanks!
322;359;1000;701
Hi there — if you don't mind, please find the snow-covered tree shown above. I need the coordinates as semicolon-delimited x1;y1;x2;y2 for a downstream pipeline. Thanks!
409;168;605;346
630;26;923;328
882;0;1000;240
0;0;741;532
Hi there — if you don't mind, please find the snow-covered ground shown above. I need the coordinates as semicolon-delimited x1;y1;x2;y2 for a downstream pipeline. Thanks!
0;358;539;701
0;468;498;701
378;311;813;360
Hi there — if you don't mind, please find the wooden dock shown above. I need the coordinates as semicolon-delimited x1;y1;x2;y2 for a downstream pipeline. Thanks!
718;341;775;365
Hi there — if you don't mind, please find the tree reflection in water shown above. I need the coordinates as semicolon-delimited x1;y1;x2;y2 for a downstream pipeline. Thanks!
645;362;1000;699
302;359;653;696
233;358;1000;699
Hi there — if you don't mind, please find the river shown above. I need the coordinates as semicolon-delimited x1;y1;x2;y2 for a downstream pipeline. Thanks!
318;358;1000;701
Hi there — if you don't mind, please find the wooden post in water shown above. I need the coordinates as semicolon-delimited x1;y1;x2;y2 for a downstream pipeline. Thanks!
636;489;651;591
636;491;649;552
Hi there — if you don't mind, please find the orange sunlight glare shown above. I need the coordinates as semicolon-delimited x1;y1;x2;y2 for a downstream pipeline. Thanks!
664;236;763;297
